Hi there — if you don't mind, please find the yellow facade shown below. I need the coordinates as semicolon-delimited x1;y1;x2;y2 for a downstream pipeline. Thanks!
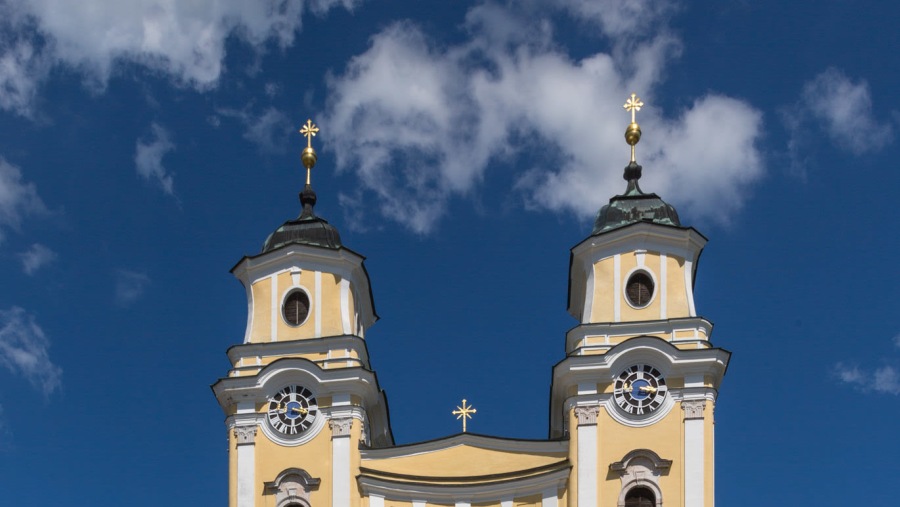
213;140;729;507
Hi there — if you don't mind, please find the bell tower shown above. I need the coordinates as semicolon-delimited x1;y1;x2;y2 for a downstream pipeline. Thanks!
551;95;730;507
212;120;393;507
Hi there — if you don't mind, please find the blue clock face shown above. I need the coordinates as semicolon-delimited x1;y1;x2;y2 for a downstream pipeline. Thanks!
613;365;667;416
267;385;318;436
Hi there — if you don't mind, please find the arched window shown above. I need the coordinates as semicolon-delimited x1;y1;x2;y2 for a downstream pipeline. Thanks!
624;487;656;507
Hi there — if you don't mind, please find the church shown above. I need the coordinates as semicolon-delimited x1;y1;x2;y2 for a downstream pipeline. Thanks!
211;95;731;507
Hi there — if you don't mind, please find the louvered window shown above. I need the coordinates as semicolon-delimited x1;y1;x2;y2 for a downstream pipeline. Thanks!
283;290;311;326
626;272;654;308
624;486;656;507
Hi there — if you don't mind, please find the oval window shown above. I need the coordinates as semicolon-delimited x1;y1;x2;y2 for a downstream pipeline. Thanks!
625;272;654;308
283;290;311;326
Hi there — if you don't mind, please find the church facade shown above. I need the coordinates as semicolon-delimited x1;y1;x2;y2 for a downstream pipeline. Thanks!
212;99;730;507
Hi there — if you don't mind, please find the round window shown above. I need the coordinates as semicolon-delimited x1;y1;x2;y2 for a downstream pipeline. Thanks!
283;290;310;326
625;271;654;308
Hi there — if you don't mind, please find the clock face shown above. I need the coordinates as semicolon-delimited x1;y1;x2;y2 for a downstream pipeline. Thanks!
613;364;667;416
266;385;318;436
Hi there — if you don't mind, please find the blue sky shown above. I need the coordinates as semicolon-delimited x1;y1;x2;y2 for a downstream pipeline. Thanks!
0;0;898;505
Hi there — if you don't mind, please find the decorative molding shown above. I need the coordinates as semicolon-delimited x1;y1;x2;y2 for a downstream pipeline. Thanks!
610;449;669;507
264;467;320;507
681;400;706;420
234;425;258;446
574;405;601;426
609;449;672;472
330;417;353;437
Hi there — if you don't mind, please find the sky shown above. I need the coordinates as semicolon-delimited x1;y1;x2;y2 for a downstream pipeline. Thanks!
0;0;898;505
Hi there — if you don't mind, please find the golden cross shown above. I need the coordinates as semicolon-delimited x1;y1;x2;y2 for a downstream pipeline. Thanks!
452;399;477;433
623;93;644;123
299;119;319;149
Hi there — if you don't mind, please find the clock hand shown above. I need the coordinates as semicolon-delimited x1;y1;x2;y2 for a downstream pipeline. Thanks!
290;406;309;415
639;385;657;394
623;382;633;393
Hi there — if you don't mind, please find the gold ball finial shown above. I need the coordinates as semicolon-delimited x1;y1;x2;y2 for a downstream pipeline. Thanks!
623;93;644;163
299;119;320;185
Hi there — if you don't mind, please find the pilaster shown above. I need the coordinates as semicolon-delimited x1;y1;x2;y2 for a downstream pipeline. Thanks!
682;400;706;507
574;405;600;507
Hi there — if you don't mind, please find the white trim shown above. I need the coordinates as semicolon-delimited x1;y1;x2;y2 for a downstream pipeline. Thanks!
684;259;696;316
369;494;385;507
582;261;595;322
455;502;471;507
635;250;645;267
613;254;621;322
577;383;597;395
270;274;278;342
340;278;351;335
684;417;704;507
360;433;568;460
243;276;254;344
622;267;658;311
659;253;667;319
333;425;351;507
501;499;513;507
564;317;713;356
358;467;569;503
577;420;597;507
236;432;255;507
542;486;558;507
413;501;426;507
314;271;322;337
290;268;301;286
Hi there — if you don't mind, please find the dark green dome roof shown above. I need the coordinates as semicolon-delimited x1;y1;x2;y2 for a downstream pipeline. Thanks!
262;184;342;252
592;162;680;234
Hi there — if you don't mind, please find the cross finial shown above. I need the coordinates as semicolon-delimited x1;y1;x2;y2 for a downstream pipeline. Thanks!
452;399;477;433
299;119;319;149
298;119;320;185
624;93;644;123
623;93;644;163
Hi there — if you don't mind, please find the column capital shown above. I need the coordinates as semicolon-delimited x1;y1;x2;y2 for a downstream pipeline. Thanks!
233;425;258;446
574;405;601;426
681;400;706;420
330;416;353;437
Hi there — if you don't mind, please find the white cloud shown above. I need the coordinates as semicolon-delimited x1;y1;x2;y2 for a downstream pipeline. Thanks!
0;306;62;396
323;2;764;233
836;363;900;396
836;333;900;396
0;157;47;243
115;269;151;306
218;106;293;154
0;0;361;115
796;68;893;156
135;123;176;194
17;243;56;275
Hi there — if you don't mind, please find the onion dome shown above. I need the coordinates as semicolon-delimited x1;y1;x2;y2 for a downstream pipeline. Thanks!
592;94;680;234
261;119;343;252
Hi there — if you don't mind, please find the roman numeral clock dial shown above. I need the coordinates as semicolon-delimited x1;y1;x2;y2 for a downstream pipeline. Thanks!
267;385;318;436
613;365;667;416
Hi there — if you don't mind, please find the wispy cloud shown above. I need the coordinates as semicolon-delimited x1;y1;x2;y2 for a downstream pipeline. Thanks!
785;68;893;173
0;157;47;243
17;243;56;275
323;1;764;233
217;106;293;155
135;123;176;195
836;334;900;395
0;307;62;396
114;269;151;306
0;0;362;116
